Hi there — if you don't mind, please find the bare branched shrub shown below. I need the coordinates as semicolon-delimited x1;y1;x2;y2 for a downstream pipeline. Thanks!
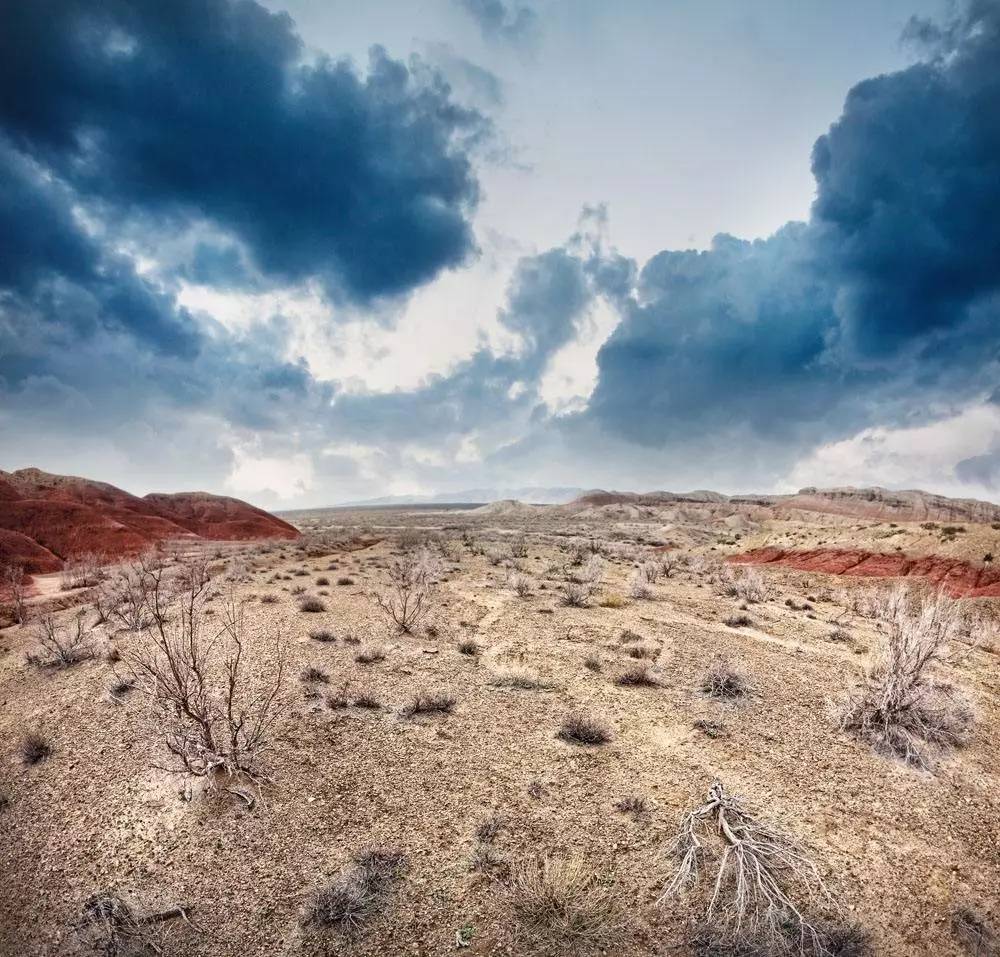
373;548;438;633
304;850;407;934
579;555;605;585
126;575;285;782
702;658;751;699
558;711;612;745
98;553;181;633
507;570;533;598
508;857;629;953
509;534;529;558
720;566;771;603
661;781;828;954
628;573;653;600
60;554;104;591
951;906;999;956
2;563;28;624
28;613;94;667
561;581;594;607
402;690;456;716
639;561;661;584
838;586;974;767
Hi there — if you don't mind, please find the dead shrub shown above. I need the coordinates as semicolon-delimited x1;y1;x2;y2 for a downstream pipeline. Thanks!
720;566;771;603
951;906;999;956
724;613;754;628
458;638;481;656
304;849;407;934
126;577;285;782
355;643;388;665
492;664;547;690
508;857;629;953
1;563;28;624
599;592;625;608
615;794;649;815
28;613;94;667
626;641;658;660
837;586;974;767
260;593;279;604
373;548;439;634
616;662;660;687
558;711;612;745
60;554;105;591
661;781;828;954
308;628;336;643
298;596;326;613
301;666;330;685
561;581;594;607
78;890;191;957
583;654;602;672
507;571;533;598
627;574;653;600
702;658;751;699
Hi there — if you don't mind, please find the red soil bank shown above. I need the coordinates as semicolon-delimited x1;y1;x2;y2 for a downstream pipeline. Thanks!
0;468;300;573
729;547;1000;598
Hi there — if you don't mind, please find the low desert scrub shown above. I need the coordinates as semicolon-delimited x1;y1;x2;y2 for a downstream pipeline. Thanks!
827;627;852;643
558;711;612;745
837;587;974;767
301;666;330;685
27;613;94;667
315;576;330;586
724;613;754;628
309;628;336;643
337;576;355;586
507;571;533;598
702;658;751;699
20;730;52;765
60;553;104;591
78;890;192;957
109;676;137;700
402;689;456;716
304;849;407;934
661;781;828;954
508;857;629;953
260;593;279;604
598;592;625;608
298;596;326;613
355;643;388;665
458;638;480;656
492;664;547;690
561;581;594;607
615;794;649;815
616;662;661;687
373;548;439;633
627;573;653;600
625;641;658;660
583;653;602;672
126;580;285;782
1;562;28;624
720;565;771;603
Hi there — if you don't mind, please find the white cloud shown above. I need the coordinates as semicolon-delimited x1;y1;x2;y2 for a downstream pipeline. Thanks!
226;443;315;501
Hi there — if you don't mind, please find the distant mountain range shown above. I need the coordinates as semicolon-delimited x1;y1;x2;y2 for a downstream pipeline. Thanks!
336;487;586;507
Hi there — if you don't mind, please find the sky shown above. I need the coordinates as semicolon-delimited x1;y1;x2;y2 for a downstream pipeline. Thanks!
2;0;999;507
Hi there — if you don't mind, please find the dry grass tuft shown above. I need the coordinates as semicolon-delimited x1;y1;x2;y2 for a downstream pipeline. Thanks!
508;857;629;953
458;638;481;656
616;662;660;687
558;711;612;745
702;658;751;699
402;690;456;717
298;596;326;613
355;643;388;665
838;587;974;767
304;849;407;934
951;906;999;956
308;628;336;643
492;664;547;690
20;731;52;766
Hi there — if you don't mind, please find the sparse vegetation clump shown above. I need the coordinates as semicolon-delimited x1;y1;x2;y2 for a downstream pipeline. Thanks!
492;664;546;689
702;658;751;699
720;565;771;603
724;613;754;628
508;857;629;953
27;613;94;667
355;643;387;664
298;595;326;613
558;711;612;745
458;638;480;656
838;586;974;767
78;890;192;957
20;730;52;765
402;689;456;716
373;547;439;633
616;662;660;687
561;581;594;607
309;628;336;643
304;849;407;934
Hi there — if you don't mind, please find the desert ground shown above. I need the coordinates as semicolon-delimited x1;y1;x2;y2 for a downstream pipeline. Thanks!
1;500;998;956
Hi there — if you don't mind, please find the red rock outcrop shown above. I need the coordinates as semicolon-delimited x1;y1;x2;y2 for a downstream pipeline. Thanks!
0;468;300;572
729;547;1000;598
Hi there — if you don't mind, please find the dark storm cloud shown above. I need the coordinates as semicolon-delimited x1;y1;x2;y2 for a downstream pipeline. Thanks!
578;0;1000;475
0;0;487;304
457;0;538;46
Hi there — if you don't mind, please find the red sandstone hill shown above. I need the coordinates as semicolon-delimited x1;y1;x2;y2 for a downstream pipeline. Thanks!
0;468;299;572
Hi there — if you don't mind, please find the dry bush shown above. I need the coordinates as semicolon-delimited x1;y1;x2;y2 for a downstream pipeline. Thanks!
402;690;456;716
96;554;178;633
583;653;602;672
720;566;771;603
616;662;660;687
579;556;605;585
702;659;751;699
373;548;439;633
308;628;336;643
561;581;594;607
60;553;105;591
458;638;480;656
615;794;649;815
558;711;612;745
599;592;625;608
260;593;279;604
304;850;407;934
126;574;285;782
661;781;828;954
20;730;52;765
626;641;658;660
355;643;387;665
298;595;326;613
628;573;653;600
508;857;629;954
28;613;94;667
492;664;547;690
639;561;661;584
724;613;754;628
1;563;28;624
507;570;533;598
837;586;974;767
301;666;330;685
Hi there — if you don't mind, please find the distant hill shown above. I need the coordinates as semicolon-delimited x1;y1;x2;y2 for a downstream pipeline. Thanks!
0;467;299;573
337;486;585;507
